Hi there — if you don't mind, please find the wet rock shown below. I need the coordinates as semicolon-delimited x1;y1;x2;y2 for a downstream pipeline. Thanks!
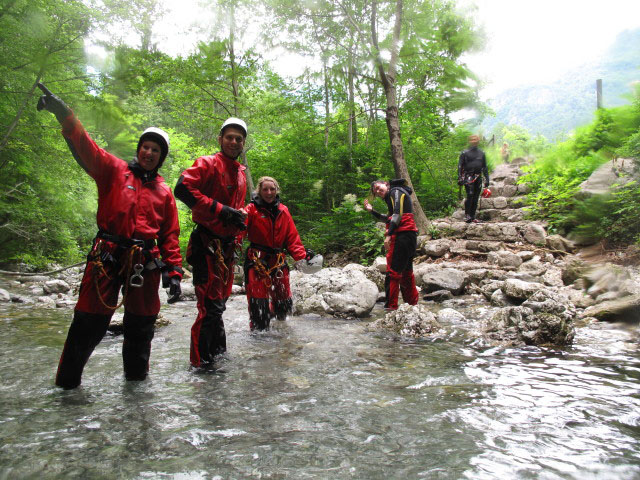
43;279;71;294
422;290;453;302
37;296;56;307
437;308;465;323
484;300;575;347
0;288;10;302
490;289;513;306
291;268;378;318
371;304;442;337
582;294;640;322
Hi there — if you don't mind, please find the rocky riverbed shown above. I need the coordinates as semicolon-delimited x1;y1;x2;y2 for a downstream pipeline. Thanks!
1;158;638;346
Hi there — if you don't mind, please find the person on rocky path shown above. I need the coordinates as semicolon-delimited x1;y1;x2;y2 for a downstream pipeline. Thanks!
240;176;315;330
458;134;490;224
174;117;248;369
501;142;510;163
363;179;419;310
36;83;183;389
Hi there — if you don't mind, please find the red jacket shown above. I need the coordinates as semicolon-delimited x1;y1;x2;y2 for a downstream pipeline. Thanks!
175;152;247;238
244;196;306;261
62;117;182;270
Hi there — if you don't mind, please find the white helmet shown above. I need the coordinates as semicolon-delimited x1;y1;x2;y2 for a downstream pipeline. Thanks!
220;117;247;137
297;254;323;274
138;127;170;166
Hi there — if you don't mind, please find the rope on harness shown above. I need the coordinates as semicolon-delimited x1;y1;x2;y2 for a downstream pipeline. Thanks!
250;251;286;288
210;238;231;283
90;242;144;311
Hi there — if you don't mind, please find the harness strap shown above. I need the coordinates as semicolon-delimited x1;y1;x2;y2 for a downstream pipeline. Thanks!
89;242;145;311
250;250;286;288
97;230;156;250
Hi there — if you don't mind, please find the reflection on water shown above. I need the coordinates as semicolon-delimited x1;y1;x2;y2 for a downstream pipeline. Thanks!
0;295;639;479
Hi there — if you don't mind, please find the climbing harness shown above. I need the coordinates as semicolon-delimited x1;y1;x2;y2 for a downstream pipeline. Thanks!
88;237;152;311
250;249;286;288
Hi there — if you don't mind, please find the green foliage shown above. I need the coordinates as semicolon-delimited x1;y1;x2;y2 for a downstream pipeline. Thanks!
306;194;384;264
568;182;640;246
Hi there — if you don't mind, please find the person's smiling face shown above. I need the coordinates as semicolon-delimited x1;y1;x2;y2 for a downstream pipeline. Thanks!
218;127;245;160
137;140;162;171
259;180;278;204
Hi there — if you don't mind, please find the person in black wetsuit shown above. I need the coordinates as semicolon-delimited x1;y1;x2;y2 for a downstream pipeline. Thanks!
458;134;490;223
363;179;419;310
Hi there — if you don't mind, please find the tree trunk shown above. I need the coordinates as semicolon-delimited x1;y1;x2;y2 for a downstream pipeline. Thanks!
370;0;430;233
228;1;254;194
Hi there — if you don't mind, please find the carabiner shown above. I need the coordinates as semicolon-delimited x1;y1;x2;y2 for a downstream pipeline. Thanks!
275;268;284;279
129;264;144;288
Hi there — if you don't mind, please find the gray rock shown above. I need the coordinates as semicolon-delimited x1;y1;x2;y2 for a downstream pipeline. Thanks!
371;304;442;338
423;239;452;257
561;257;588;285
373;256;387;274
437;308;466;323
490;289;513;306
422;290;453;302
503;278;543;300
582;294;640;322
522;224;546;246
487;250;522;269
0;288;10;302
546;234;574;253
578;158;639;198
43;279;71;294
420;268;468;295
291;268;378;318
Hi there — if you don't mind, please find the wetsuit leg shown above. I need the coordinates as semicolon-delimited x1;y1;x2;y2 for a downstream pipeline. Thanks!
191;292;227;367
122;312;157;381
271;267;292;321
386;231;418;309
55;310;111;389
246;266;271;330
467;177;483;220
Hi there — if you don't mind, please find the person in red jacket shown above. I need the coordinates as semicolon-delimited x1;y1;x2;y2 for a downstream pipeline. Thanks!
364;179;419;310
174;118;248;368
242;176;313;330
36;83;183;389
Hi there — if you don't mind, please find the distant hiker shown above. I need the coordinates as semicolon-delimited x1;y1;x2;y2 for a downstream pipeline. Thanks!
458;134;490;223
174;117;247;369
36;83;183;390
363;179;419;311
241;176;315;330
501;142;510;163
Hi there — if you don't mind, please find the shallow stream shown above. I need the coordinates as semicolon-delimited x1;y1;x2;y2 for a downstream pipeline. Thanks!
1;294;639;479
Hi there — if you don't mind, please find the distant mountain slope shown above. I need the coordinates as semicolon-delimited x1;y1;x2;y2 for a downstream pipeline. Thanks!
482;28;640;139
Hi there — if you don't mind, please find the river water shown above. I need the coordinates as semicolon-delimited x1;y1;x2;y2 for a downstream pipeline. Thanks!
0;293;639;479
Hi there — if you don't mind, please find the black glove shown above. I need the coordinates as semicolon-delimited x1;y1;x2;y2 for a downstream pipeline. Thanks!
36;83;71;124
305;249;315;261
219;205;246;230
167;276;181;304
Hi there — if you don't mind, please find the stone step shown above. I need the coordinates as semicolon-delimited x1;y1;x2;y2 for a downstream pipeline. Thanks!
453;208;526;223
459;196;527;210
430;219;547;245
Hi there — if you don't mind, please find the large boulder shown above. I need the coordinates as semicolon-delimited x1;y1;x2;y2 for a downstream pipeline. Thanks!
502;278;543;301
577;158;639;198
418;267;468;295
484;289;575;347
343;263;385;292
291;267;378;318
370;303;442;338
43;279;71;294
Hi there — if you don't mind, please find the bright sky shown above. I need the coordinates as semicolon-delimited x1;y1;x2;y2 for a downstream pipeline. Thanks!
108;0;640;102
461;0;640;99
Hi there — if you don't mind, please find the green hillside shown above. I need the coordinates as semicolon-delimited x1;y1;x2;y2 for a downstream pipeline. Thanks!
482;28;640;139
